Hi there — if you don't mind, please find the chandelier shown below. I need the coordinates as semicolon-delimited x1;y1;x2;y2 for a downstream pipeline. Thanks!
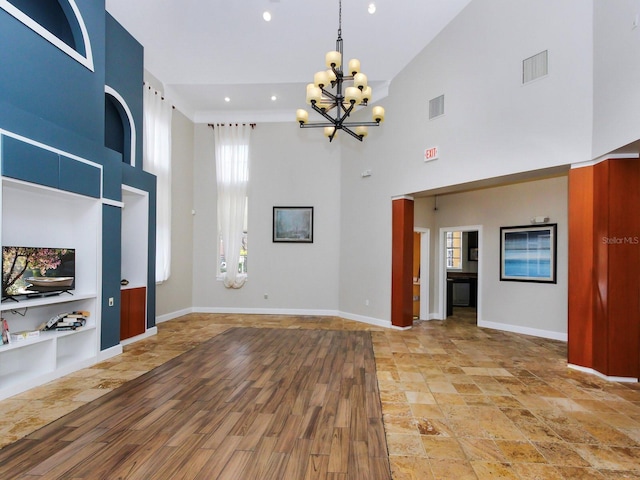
295;0;385;142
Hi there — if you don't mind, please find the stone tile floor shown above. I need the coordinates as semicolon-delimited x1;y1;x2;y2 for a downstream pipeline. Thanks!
1;310;639;479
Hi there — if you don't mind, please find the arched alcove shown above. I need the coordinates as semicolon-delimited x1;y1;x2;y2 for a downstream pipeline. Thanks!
0;0;94;70
105;87;137;166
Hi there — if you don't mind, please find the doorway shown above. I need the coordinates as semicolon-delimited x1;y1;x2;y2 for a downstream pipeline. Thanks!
439;225;482;322
413;228;430;320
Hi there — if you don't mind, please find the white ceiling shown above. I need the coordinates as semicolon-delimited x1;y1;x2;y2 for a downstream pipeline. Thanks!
105;0;472;122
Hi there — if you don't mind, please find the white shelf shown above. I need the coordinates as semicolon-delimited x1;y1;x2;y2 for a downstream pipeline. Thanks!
1;147;103;401
0;325;96;353
0;292;97;311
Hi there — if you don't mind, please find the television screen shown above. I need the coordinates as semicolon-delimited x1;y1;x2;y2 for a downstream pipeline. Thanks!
2;247;75;299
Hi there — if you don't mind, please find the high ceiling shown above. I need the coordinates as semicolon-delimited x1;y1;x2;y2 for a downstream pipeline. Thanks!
105;0;472;122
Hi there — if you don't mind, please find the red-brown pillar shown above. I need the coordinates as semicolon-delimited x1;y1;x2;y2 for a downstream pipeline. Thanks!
568;158;640;378
391;197;414;328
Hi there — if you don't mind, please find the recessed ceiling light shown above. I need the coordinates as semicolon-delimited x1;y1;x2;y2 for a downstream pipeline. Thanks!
263;11;272;22
368;3;376;14
224;97;231;102
271;95;277;101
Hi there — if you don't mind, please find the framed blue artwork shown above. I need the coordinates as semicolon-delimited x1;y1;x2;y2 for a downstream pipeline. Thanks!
500;224;557;283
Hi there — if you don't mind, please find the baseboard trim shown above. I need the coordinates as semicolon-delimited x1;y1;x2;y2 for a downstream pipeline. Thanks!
478;319;567;341
159;307;392;329
337;311;392;329
98;344;123;362
568;364;639;383
156;307;194;324
120;327;158;346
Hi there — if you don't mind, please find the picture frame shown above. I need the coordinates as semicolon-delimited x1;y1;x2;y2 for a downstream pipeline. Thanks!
500;224;557;283
273;206;314;243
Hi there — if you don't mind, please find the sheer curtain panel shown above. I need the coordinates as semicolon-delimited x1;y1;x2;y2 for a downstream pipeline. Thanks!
143;86;172;283
214;124;251;289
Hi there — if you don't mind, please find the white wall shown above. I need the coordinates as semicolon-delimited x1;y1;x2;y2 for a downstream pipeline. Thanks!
156;109;195;317
592;0;640;157
191;123;342;312
430;176;568;338
384;0;593;195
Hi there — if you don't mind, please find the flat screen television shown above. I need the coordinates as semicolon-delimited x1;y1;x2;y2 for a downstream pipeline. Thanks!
2;246;75;300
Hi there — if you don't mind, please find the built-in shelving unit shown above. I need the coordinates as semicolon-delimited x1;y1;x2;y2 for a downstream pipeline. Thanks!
0;151;102;400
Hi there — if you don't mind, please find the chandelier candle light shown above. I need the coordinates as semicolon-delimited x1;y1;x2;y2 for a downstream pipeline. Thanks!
296;0;385;142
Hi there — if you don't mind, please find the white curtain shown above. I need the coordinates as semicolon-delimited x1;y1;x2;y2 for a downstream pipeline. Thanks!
143;86;172;283
214;124;250;289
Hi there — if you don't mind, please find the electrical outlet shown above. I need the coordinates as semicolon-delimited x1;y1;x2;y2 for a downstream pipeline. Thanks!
365;299;369;306
264;293;268;299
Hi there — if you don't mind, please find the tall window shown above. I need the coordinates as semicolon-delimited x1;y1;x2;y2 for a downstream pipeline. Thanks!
143;85;172;283
218;198;247;276
213;124;251;289
446;231;462;269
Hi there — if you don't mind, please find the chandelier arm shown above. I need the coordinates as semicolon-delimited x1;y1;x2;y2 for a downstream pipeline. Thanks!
342;121;381;127
320;89;338;102
311;102;341;123
341;126;364;142
336;103;355;124
299;123;335;128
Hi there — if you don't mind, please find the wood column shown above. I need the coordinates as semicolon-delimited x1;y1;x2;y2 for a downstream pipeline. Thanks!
568;158;640;378
391;197;414;328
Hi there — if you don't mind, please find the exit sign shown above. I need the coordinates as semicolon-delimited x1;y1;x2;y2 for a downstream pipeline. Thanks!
424;146;439;162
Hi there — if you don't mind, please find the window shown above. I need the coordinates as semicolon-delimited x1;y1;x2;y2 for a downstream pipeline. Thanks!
213;124;251;289
446;231;462;269
219;198;247;276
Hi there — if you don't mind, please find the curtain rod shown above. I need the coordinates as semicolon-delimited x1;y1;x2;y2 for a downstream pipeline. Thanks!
208;123;256;129
143;82;175;109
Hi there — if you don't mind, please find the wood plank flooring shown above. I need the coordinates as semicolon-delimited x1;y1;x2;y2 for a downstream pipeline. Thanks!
0;327;391;479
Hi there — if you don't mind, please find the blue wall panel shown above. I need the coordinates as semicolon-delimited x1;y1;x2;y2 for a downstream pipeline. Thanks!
1;135;59;188
59;155;101;198
101;204;122;350
0;0;106;148
105;13;143;169
103;148;123;202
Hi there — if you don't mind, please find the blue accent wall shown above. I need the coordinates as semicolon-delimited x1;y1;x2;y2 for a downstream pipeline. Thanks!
105;13;143;169
0;2;156;350
0;0;106;145
7;0;78;52
101;204;122;350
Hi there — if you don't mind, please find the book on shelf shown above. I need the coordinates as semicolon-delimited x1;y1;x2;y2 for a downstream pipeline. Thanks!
43;311;90;331
55;319;86;329
10;329;40;342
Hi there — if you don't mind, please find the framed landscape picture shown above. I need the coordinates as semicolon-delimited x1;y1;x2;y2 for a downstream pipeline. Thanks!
500;224;557;283
273;206;314;243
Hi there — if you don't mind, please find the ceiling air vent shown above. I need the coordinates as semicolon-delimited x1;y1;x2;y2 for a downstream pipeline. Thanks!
429;94;444;119
523;50;548;84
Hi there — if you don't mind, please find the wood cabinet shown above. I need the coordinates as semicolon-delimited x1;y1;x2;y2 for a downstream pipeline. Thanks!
120;287;146;340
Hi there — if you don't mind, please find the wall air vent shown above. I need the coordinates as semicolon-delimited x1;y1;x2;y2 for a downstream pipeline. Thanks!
429;94;445;119
523;50;548;84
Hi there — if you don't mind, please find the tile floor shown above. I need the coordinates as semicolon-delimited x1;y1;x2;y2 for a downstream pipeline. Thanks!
1;310;639;479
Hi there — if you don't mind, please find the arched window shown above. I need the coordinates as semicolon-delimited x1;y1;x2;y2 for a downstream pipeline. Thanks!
0;0;94;70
